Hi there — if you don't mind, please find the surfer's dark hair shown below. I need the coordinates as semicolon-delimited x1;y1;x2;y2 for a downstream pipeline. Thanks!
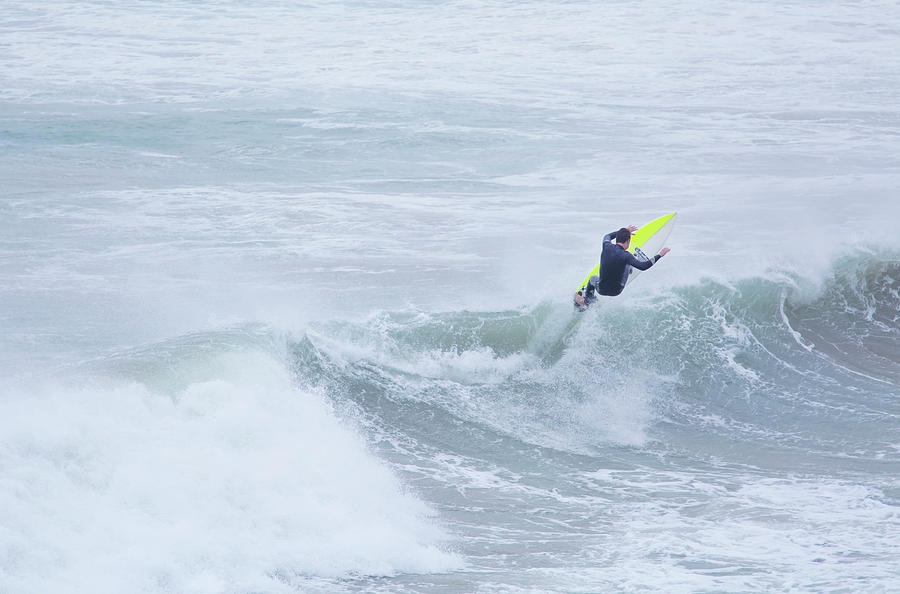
616;227;631;244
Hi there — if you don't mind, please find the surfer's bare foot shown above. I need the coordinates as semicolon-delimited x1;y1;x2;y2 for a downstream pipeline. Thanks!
573;293;585;307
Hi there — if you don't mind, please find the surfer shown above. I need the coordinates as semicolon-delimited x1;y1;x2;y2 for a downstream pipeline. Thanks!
597;225;670;296
573;225;670;307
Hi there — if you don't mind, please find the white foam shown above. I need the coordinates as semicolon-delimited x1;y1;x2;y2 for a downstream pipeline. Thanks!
0;352;460;594
308;319;536;386
582;471;900;591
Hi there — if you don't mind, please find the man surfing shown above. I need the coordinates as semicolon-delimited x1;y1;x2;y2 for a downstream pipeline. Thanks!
574;225;670;309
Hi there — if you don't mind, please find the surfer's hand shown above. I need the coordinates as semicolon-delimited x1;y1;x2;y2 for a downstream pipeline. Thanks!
627;225;638;233
659;247;671;257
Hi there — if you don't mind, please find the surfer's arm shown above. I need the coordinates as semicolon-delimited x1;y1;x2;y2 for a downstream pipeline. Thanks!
629;247;670;270
602;230;617;246
627;252;656;271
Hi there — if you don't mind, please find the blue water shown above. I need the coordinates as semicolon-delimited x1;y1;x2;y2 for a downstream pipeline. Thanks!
2;1;899;592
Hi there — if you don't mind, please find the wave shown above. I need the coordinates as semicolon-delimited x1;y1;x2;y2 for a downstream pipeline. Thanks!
783;254;900;385
0;329;461;594
290;250;899;462
2;251;896;593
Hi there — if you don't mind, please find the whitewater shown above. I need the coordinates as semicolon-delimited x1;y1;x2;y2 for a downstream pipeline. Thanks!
2;1;899;592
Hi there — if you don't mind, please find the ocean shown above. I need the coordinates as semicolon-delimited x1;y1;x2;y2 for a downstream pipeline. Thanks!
2;1;899;592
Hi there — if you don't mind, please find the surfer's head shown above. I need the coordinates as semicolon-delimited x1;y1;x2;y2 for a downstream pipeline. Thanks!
615;227;631;247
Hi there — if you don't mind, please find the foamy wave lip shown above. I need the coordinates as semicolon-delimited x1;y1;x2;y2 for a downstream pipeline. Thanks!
401;346;535;384
0;352;461;594
312;329;535;385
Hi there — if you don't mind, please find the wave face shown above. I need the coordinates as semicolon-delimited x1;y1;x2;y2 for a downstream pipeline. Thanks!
298;252;899;457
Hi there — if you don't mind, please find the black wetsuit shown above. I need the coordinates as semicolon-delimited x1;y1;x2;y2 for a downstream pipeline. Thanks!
596;230;660;296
